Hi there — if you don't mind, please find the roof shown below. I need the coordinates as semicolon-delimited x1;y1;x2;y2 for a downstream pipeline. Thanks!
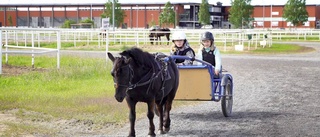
0;0;319;7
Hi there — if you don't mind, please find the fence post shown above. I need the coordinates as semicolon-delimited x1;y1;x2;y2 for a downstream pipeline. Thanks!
105;29;109;63
5;30;8;64
56;30;61;69
32;31;35;68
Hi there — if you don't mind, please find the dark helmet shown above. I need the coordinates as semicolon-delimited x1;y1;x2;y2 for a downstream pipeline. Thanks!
201;31;214;41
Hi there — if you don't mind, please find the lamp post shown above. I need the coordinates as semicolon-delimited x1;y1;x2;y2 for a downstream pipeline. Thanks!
136;5;138;28
270;4;273;29
90;3;92;21
174;6;178;28
263;0;265;29
112;0;115;31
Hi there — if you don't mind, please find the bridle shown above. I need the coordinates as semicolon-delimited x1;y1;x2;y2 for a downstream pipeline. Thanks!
114;59;164;92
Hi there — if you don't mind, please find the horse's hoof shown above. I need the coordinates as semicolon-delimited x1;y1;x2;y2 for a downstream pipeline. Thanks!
158;129;166;134
148;134;156;137
164;127;170;132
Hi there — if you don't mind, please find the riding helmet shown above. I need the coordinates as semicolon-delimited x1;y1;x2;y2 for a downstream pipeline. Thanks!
201;31;214;41
172;31;186;41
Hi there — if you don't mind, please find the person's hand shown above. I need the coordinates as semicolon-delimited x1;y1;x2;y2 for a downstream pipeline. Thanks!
171;45;177;52
215;70;219;75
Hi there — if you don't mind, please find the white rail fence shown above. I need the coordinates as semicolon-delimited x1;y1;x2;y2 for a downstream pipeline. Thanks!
0;28;61;75
2;27;320;74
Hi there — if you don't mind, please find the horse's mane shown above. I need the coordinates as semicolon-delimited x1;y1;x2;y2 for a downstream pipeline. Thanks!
120;47;154;68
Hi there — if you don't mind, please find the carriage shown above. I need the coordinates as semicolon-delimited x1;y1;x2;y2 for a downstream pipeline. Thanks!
165;55;234;117
108;48;233;136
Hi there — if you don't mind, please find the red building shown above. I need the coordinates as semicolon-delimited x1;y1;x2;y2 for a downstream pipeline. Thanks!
225;4;320;29
1;3;319;29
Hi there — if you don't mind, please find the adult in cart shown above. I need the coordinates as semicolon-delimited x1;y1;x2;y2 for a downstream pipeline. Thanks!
196;31;222;78
170;31;195;65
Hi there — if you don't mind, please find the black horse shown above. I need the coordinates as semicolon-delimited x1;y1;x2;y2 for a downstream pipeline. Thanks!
99;30;107;38
107;47;179;137
149;28;170;45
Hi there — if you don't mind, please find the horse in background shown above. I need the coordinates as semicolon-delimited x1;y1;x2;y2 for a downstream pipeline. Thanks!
99;30;107;38
108;47;179;137
149;28;170;45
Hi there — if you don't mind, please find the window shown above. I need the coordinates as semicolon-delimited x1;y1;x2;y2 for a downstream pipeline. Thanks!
271;21;278;26
287;22;293;27
211;7;221;12
257;22;264;26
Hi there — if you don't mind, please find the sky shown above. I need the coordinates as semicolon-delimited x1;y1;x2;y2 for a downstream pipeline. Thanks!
1;0;320;6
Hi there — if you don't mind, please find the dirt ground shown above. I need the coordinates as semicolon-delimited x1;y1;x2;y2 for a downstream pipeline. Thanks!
107;42;320;137
1;64;37;76
1;42;320;136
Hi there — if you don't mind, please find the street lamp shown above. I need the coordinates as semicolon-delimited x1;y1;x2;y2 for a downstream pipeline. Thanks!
136;5;139;28
112;0;115;31
263;0;265;29
270;4;273;29
174;6;178;28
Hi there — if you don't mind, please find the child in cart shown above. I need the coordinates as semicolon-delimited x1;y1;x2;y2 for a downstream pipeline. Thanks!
196;31;222;78
170;31;195;65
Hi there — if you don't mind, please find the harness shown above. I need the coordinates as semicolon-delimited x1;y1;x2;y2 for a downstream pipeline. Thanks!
115;55;169;92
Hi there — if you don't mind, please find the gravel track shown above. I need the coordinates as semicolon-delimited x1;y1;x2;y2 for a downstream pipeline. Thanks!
105;42;320;137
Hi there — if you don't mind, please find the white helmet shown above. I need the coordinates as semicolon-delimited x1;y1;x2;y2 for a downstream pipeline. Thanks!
172;31;186;41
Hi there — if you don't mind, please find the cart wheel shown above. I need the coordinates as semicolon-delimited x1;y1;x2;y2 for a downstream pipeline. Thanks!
221;78;233;117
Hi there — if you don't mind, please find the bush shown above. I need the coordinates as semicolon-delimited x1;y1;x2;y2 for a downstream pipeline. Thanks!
61;20;76;28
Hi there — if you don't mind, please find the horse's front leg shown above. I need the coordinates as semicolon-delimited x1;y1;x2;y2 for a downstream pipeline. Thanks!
147;101;156;137
127;99;137;137
156;103;165;134
163;100;173;132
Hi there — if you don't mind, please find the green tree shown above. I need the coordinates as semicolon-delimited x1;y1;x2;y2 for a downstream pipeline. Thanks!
61;19;76;28
8;15;13;26
228;0;254;29
101;0;126;28
81;18;94;25
282;0;308;27
199;0;211;26
159;1;175;27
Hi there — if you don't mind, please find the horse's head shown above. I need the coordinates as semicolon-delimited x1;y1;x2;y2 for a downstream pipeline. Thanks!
108;52;133;102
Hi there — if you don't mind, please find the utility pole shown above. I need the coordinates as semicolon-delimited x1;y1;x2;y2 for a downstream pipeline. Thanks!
263;0;265;29
270;4;272;29
90;3;92;21
136;5;138;28
112;0;115;31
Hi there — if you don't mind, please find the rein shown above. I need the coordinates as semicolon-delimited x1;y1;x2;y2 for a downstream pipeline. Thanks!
115;59;165;91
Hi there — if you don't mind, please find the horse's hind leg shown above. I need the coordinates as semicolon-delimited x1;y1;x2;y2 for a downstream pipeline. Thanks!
163;100;173;132
156;103;166;134
147;101;156;137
